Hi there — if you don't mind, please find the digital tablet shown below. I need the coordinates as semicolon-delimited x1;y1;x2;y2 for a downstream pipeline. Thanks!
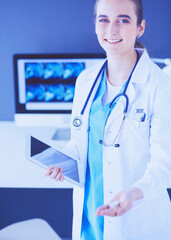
25;135;84;188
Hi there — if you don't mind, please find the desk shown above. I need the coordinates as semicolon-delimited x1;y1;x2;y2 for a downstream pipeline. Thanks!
0;121;73;188
0;122;73;238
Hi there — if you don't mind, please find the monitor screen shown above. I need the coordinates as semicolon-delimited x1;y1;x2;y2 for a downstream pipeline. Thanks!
13;54;105;127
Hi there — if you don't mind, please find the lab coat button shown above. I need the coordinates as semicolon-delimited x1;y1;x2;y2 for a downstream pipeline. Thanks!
108;220;112;224
108;161;111;165
109;191;113;194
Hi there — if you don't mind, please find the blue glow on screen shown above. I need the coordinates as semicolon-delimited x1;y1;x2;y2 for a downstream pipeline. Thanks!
25;62;85;102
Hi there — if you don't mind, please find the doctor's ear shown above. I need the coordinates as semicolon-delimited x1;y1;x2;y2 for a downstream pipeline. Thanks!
137;19;146;38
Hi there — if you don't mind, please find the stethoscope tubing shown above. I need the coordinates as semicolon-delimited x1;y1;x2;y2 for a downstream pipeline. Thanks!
80;50;139;116
74;51;140;138
109;92;129;113
80;60;107;115
99;51;140;146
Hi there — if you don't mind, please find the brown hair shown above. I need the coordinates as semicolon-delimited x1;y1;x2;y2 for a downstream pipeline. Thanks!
94;0;144;48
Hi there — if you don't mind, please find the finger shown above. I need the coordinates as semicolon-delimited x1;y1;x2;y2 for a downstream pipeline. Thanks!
96;204;109;212
59;175;64;182
50;166;61;179
58;169;64;182
54;168;63;181
96;204;118;217
44;165;54;176
96;201;125;217
97;208;117;217
96;204;109;216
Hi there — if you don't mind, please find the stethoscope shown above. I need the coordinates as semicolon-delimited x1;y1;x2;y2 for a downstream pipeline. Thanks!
73;51;140;147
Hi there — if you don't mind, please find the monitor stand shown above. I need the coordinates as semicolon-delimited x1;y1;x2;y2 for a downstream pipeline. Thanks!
52;128;71;141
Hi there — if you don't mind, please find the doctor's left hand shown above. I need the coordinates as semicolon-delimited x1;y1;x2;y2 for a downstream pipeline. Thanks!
96;187;143;217
44;165;64;182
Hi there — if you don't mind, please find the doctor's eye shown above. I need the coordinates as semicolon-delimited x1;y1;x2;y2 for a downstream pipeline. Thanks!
99;18;109;23
118;19;129;24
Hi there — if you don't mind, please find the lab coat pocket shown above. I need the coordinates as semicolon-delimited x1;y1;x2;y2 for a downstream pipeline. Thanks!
124;115;150;137
122;116;151;155
124;114;151;129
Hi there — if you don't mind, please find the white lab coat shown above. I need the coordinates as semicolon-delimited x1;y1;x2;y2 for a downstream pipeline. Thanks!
65;49;171;240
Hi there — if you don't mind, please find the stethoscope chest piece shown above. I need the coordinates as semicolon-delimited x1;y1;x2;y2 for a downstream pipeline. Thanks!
73;116;82;129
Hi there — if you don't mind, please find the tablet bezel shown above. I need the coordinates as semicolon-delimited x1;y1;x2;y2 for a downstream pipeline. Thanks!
25;134;84;188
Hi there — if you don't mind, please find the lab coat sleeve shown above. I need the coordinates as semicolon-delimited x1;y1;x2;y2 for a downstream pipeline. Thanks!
131;74;171;200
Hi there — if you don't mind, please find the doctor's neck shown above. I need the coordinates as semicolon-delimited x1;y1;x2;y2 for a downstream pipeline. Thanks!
106;49;137;87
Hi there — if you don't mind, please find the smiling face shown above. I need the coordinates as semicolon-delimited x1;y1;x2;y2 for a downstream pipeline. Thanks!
95;0;145;58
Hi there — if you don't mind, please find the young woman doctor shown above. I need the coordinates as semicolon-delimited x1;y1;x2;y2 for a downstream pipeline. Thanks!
45;0;171;239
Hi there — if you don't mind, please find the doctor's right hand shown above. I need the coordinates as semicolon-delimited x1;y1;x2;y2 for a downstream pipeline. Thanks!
44;165;64;182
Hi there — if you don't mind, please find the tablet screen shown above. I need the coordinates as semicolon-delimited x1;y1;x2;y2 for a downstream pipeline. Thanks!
30;136;80;183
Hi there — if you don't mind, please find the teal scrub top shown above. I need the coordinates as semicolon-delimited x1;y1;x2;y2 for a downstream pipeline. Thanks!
81;70;126;240
81;68;111;240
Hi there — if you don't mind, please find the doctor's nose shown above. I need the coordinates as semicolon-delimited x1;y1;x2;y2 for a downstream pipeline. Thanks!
108;22;119;36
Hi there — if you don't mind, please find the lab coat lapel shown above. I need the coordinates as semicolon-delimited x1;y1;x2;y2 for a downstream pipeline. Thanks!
79;59;107;176
105;49;151;130
80;59;107;127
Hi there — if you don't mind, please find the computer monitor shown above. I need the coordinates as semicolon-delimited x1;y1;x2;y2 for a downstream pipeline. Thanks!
13;54;105;139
